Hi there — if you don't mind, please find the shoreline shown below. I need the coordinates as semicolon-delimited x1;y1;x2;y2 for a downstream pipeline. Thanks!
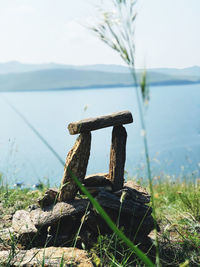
0;80;199;93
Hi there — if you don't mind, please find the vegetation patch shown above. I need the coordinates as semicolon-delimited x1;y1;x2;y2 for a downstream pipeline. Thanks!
0;175;199;266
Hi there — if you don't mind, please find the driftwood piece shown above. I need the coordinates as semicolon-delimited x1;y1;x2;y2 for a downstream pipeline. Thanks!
124;181;150;203
85;209;155;238
109;125;127;191
85;186;113;196
68;110;133;135
95;191;152;217
83;173;112;187
125;180;149;194
38;188;59;208
114;181;150;204
59;132;91;201
30;200;89;228
114;188;150;204
83;173;113;196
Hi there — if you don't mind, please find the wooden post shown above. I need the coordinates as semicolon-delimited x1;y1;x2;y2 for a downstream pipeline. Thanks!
58;132;91;202
109;125;127;191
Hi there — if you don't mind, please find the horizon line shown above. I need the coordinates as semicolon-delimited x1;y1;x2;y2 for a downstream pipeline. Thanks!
0;60;199;70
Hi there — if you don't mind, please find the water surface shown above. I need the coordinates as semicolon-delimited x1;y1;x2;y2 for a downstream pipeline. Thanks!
0;84;199;186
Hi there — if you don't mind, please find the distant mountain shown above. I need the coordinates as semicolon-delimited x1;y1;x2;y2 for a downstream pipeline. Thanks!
149;66;200;78
0;69;134;91
0;62;199;92
77;64;130;73
1;61;200;76
0;61;74;74
0;61;130;74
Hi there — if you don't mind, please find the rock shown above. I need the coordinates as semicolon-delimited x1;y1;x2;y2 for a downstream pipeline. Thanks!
85;186;113;196
109;126;127;191
123;180;150;203
12;210;42;247
28;204;40;211
93;190;155;238
114;187;150;204
0;247;93;266
95;191;152;217
68;110;133;135
84;209;154;238
0;227;15;243
83;173;112;187
38;188;59;208
12;210;37;235
11;200;89;248
83;173;113;195
59;132;91;201
30;200;89;228
3;214;12;221
122;213;155;237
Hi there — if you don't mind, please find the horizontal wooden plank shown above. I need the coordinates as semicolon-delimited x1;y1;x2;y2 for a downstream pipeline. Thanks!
68;110;133;135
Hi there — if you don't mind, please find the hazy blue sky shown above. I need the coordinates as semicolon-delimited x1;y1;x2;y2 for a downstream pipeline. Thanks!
0;0;200;68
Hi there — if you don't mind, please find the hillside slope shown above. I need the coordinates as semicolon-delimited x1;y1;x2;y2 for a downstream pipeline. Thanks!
0;63;199;92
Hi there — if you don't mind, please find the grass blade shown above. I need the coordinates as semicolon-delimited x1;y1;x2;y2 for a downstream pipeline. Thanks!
67;167;155;267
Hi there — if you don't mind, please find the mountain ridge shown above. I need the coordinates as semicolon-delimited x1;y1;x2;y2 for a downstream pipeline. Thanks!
0;62;199;92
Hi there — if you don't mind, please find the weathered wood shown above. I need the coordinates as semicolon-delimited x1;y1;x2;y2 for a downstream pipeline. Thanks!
58;132;91;201
95;191;152;217
84;208;154;239
38;188;59;208
83;173;112;187
30;200;89;228
114;187;150;204
124;180;150;203
83;173;113;196
109;125;127;191
68;110;133;135
85;186;113;196
114;181;150;204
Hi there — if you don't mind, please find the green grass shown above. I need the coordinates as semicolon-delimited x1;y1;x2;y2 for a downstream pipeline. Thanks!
0;181;46;216
0;176;199;266
87;177;200;266
151;177;200;266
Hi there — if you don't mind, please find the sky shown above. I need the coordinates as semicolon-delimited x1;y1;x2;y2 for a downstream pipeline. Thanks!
0;0;200;68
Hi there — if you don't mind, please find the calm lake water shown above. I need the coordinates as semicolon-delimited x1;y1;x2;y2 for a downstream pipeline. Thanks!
0;84;200;186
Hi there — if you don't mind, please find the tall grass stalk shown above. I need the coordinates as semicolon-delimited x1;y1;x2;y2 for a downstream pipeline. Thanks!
73;202;90;249
3;95;155;265
2;95;64;167
67;167;155;266
90;0;160;265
